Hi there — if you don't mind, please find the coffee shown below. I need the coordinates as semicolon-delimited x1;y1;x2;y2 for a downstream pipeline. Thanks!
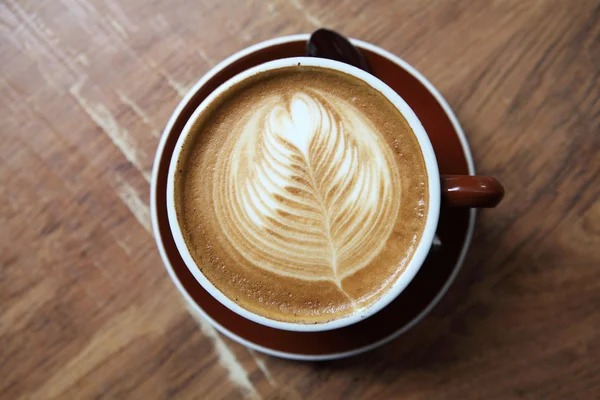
174;66;428;324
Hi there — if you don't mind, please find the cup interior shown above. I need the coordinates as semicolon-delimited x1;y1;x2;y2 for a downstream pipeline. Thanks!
166;57;441;332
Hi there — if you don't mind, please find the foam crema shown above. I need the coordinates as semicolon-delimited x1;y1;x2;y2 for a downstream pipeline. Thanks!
175;67;428;324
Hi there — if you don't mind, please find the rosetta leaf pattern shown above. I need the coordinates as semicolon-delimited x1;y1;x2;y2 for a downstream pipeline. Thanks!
213;90;400;286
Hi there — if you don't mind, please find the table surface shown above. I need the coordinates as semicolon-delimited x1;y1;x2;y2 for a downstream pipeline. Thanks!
1;0;599;398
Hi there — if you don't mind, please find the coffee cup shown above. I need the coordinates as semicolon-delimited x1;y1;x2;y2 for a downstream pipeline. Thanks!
166;57;503;332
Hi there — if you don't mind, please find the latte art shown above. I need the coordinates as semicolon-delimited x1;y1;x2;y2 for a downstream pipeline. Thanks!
213;91;401;291
175;67;428;323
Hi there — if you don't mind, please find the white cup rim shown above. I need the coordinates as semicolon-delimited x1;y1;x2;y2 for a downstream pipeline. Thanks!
166;57;441;332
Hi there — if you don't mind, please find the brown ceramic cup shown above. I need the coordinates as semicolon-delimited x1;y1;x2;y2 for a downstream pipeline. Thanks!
165;56;505;333
152;34;492;358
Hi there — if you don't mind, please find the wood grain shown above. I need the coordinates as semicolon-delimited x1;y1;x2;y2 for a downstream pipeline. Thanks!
1;0;599;398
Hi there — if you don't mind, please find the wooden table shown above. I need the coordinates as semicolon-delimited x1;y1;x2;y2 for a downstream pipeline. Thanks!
1;0;598;398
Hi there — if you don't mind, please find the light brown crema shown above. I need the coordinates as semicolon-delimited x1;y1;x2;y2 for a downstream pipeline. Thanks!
175;66;428;324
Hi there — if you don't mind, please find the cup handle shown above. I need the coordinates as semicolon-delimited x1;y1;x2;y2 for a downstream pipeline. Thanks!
441;175;504;208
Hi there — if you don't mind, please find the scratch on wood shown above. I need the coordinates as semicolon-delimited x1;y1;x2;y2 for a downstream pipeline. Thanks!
143;57;189;97
5;0;84;87
196;46;216;67
102;0;138;32
108;19;127;38
115;179;152;234
74;52;90;66
151;14;169;31
58;0;120;53
115;238;133;256
49;0;188;99
287;0;323;27
191;307;261;399
112;181;260;398
69;80;151;182
249;350;276;386
117;91;160;138
165;74;188;97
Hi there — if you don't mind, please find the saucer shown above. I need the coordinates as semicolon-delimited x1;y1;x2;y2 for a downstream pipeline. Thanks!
151;34;476;361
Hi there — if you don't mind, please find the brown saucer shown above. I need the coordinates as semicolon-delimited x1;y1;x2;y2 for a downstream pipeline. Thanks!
151;35;475;360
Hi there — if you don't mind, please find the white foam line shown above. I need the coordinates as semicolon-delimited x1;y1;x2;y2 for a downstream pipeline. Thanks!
117;91;160;138
116;180;260;397
249;350;276;386
287;0;322;27
70;80;151;183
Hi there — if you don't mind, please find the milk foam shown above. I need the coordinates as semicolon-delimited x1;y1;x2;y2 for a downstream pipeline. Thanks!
212;89;401;289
